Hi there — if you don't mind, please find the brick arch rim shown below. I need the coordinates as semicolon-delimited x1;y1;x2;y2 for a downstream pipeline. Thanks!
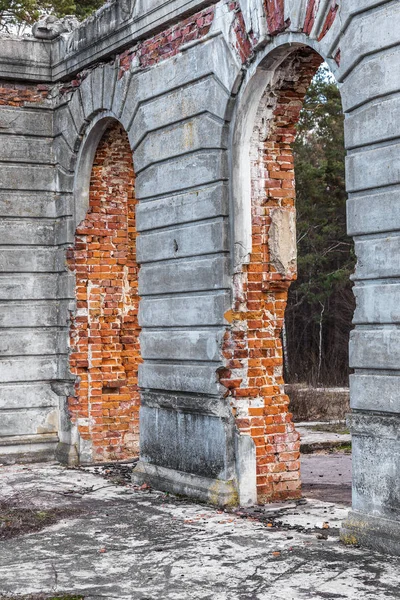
229;36;338;273
73;111;133;230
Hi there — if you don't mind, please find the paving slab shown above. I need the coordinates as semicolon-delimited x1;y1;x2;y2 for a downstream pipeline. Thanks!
0;463;399;600
296;421;351;453
301;452;352;506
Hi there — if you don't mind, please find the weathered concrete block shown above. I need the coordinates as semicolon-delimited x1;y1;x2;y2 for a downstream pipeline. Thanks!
139;363;221;396
134;114;227;173
0;356;58;383
0;165;55;192
0;135;53;164
136;183;229;232
0;191;57;219
141;390;231;418
140;406;230;480
340;3;400;78
0;220;56;246
0;107;53;137
354;234;400;280
348;413;400;520
347;189;400;236
0;383;59;411
350;373;400;414
0;274;60;301
139;292;230;328
346;142;400;193
341;46;400;112
91;65;104;113
0;248;61;272
139;255;230;296
0;407;58;437
136;150;227;200
137;219;229;263
121;36;239;131
128;76;230;150
350;328;400;370
53;105;79;152
0;329;66;357
345;94;400;150
140;329;224;362
353;283;400;324
78;75;94;120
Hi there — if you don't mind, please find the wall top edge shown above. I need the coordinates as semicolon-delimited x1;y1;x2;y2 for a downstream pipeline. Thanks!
0;0;215;83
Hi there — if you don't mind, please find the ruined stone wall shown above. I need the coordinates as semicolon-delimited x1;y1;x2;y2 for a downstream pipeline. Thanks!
67;123;140;463
1;0;400;555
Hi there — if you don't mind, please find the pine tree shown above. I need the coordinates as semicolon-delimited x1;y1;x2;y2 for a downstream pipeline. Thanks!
285;65;356;386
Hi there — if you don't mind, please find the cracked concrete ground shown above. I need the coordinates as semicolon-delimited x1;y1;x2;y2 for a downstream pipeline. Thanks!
0;462;399;600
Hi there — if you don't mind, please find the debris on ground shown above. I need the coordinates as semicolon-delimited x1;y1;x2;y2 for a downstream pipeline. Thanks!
90;460;138;486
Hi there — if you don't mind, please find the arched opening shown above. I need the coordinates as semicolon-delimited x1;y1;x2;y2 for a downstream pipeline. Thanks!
225;46;352;504
67;121;141;463
284;63;354;419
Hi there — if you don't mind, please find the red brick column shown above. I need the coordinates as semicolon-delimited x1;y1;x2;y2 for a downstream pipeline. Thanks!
68;122;141;462
221;49;322;502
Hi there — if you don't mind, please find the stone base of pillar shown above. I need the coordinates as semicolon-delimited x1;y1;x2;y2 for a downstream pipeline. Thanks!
55;441;79;466
132;461;239;507
341;510;400;556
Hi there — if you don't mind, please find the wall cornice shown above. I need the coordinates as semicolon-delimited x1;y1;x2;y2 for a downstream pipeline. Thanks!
0;0;216;83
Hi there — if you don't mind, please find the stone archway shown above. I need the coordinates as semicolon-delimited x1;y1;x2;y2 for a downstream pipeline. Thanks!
227;45;340;505
67;120;141;463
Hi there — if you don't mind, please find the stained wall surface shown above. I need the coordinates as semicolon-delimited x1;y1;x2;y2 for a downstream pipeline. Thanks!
0;0;399;554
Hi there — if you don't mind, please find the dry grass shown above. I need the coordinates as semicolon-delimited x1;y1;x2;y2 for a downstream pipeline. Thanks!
286;384;350;422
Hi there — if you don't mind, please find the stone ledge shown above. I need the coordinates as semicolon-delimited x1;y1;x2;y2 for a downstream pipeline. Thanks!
341;510;400;556
0;433;58;465
132;461;238;507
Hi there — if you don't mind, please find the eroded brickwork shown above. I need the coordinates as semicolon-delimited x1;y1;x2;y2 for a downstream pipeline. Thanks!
264;0;287;35
68;122;141;462
0;82;49;106
220;48;322;502
118;5;215;77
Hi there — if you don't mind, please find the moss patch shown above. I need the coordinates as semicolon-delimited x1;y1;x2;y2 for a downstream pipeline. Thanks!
0;502;81;540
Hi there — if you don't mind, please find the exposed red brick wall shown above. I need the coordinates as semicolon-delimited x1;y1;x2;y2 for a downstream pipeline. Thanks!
303;0;317;35
228;1;254;63
318;2;339;41
264;0;288;35
59;6;216;95
0;82;49;106
220;48;322;503
303;0;338;38
68;122;141;463
118;5;215;77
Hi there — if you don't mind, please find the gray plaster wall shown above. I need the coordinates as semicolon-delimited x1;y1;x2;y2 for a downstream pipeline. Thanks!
0;102;63;462
0;0;400;550
339;0;400;554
